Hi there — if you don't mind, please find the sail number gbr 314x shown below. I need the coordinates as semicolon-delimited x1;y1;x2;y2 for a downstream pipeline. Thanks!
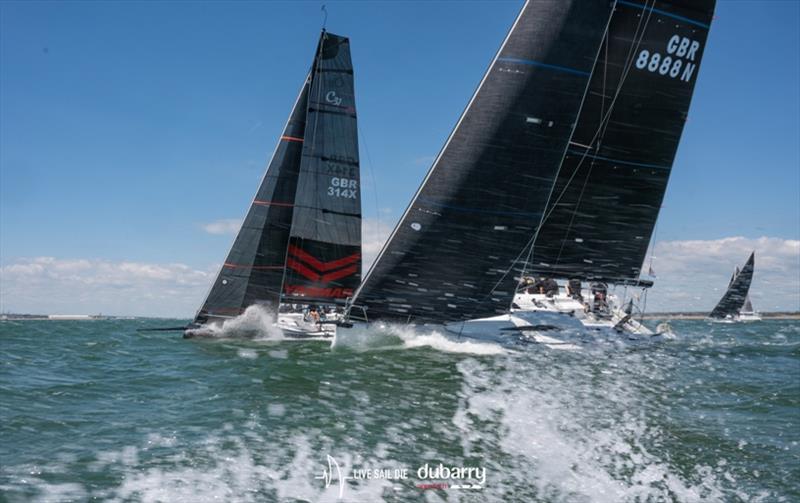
635;34;702;83
327;177;358;199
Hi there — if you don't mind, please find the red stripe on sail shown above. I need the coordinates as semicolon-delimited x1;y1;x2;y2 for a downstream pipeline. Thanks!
281;135;304;142
284;285;354;298
253;200;294;207
223;263;283;270
287;245;360;272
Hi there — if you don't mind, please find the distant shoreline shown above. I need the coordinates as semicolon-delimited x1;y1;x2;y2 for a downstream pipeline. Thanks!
2;312;799;321
640;312;800;320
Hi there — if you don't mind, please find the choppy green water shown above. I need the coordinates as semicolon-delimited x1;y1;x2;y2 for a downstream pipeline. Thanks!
1;318;798;502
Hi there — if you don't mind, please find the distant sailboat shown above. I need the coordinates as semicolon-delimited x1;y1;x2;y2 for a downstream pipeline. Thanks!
342;0;715;346
186;30;361;338
709;252;760;322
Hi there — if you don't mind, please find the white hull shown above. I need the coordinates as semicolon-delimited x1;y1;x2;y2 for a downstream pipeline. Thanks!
709;312;762;323
184;312;335;339
512;291;655;336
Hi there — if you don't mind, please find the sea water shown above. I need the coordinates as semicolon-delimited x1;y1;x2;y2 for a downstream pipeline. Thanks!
1;315;798;502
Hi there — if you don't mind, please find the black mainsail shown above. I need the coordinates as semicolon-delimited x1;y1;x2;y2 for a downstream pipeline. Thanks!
710;252;755;319
194;31;360;325
351;0;615;323
283;33;361;303
527;0;716;285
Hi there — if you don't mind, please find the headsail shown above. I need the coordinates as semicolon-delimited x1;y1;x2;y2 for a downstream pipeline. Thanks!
195;80;310;323
352;0;615;323
710;252;755;319
528;0;716;285
194;30;359;323
283;32;361;303
742;296;754;314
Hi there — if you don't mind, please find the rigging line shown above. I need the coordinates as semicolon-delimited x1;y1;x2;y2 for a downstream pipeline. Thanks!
551;13;614;270
501;3;620;315
358;126;381;273
506;3;619;312
535;0;656;241
647;217;659;274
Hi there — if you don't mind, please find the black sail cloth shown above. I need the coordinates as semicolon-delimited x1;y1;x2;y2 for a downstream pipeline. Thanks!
529;0;716;285
710;252;755;318
194;31;360;324
284;33;362;303
352;0;615;323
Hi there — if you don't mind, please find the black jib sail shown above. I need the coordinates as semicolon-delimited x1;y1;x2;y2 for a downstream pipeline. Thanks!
351;1;615;323
283;33;361;303
710;252;755;319
528;0;716;285
194;31;360;324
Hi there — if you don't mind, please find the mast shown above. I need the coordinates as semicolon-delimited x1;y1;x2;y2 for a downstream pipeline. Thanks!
528;0;716;286
351;0;615;323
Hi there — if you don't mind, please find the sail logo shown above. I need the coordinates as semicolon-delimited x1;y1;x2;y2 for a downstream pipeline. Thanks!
327;177;358;199
326;91;343;106
635;34;701;83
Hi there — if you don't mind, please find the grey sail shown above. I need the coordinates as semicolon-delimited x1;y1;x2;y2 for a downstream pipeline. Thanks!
710;252;755;319
351;0;615;323
283;32;362;303
528;0;716;285
742;296;754;313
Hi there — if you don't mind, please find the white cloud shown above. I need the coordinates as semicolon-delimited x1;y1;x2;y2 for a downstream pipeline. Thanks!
2;237;795;318
645;236;800;312
0;257;213;318
361;217;393;270
202;219;242;235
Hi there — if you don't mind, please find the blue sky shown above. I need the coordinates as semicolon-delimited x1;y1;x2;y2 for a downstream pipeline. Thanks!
1;1;798;316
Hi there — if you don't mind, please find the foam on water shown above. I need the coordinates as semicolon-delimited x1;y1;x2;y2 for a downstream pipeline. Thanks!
197;305;285;340
1;319;796;502
333;321;506;355
452;352;737;502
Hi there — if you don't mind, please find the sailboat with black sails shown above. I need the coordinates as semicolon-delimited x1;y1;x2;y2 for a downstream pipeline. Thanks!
185;29;362;338
513;0;716;339
340;0;716;346
709;252;760;322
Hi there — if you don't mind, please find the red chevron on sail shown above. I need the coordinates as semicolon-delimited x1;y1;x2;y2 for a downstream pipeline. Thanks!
287;245;359;272
285;245;360;282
